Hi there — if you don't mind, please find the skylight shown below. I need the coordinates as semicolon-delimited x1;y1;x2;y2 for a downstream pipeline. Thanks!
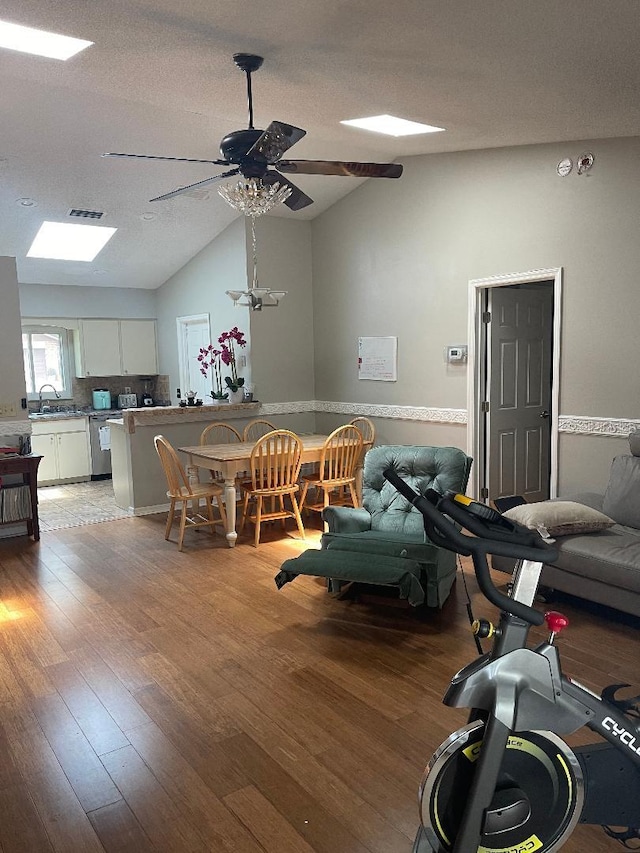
0;19;93;60
27;222;117;262
341;114;445;137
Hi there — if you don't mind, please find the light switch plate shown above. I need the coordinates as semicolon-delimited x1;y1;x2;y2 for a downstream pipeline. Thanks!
0;402;18;416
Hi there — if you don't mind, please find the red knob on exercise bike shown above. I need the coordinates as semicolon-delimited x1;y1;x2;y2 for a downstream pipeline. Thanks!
544;610;569;642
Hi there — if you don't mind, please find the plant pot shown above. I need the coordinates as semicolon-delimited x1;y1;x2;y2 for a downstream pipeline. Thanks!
227;389;244;405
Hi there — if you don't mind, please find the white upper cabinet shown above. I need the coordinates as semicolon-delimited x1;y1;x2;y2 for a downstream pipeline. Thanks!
75;319;158;377
75;320;121;377
120;320;158;376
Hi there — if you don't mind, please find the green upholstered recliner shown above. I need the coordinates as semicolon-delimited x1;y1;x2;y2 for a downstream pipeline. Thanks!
275;445;472;607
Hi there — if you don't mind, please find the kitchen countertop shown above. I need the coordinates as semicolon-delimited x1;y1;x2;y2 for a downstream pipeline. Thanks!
28;408;134;421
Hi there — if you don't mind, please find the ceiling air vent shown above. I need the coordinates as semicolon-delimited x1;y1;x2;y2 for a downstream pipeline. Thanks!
68;208;104;219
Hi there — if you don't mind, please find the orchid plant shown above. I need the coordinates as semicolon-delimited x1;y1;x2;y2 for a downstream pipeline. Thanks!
218;326;247;393
197;326;247;400
197;345;228;400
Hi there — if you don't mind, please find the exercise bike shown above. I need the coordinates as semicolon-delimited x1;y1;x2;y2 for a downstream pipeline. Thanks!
383;468;640;853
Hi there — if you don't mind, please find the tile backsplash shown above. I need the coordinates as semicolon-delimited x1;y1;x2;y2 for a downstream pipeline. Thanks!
30;375;171;411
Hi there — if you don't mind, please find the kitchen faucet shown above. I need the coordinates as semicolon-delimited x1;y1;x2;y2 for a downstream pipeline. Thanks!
38;383;61;412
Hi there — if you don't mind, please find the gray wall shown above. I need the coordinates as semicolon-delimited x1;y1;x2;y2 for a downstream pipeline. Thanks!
154;214;315;407
247;216;315;403
0;257;27;420
311;136;640;493
155;217;250;394
20;283;157;319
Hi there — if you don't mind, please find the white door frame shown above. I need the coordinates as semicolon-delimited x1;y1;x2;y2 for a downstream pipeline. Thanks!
466;267;563;500
176;313;211;398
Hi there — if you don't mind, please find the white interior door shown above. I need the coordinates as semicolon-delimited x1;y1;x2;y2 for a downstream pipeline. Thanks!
176;315;211;402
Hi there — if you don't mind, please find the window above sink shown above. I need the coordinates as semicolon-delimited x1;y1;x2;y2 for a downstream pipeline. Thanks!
22;325;73;401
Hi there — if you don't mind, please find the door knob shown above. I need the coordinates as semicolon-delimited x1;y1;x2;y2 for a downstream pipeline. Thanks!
540;410;550;419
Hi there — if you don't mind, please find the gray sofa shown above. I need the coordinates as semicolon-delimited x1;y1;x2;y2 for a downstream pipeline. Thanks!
492;437;640;617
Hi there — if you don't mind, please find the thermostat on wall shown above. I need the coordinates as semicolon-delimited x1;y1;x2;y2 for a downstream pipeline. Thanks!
446;345;468;363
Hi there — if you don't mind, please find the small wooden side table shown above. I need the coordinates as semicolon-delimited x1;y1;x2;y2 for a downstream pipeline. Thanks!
0;454;42;541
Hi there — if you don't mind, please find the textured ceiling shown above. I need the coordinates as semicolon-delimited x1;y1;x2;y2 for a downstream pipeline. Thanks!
1;0;640;289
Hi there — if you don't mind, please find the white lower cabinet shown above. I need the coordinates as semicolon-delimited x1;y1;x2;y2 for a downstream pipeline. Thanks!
30;418;91;485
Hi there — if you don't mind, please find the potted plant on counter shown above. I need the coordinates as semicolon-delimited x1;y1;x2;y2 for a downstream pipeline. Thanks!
219;326;247;404
197;345;228;403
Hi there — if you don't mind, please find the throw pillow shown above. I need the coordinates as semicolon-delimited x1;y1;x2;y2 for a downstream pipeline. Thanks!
503;500;615;538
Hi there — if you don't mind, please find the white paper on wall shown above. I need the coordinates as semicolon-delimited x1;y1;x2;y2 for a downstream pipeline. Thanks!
358;336;397;381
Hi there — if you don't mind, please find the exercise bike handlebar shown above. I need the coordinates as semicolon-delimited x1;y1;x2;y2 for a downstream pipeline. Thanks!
383;468;560;625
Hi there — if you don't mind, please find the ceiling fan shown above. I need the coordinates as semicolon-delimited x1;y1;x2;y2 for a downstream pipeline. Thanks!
103;53;403;211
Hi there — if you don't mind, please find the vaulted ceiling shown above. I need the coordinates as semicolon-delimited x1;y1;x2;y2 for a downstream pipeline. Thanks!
2;0;640;289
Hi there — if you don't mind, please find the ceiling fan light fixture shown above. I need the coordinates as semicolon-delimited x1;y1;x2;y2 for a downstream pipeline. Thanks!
218;177;292;217
341;114;445;137
226;215;287;310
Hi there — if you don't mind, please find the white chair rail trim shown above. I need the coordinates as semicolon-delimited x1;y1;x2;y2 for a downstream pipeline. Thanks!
559;415;640;437
260;401;467;424
259;404;640;437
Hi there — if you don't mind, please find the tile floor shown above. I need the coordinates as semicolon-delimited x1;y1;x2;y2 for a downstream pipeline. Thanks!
38;479;133;532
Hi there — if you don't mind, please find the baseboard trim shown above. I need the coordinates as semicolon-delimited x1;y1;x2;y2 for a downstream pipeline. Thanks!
131;503;169;516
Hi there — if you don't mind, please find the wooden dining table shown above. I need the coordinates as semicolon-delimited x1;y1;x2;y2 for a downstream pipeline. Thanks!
179;434;348;547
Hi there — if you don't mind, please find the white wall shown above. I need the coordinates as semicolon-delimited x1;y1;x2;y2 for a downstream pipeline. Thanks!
311;136;640;493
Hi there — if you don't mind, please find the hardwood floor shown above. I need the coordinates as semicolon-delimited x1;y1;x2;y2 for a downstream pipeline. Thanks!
1;515;639;852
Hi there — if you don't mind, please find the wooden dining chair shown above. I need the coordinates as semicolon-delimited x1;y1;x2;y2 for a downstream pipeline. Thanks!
239;429;305;547
350;416;376;452
200;422;242;484
154;435;227;551
299;424;363;516
243;419;277;442
200;422;242;445
349;416;376;501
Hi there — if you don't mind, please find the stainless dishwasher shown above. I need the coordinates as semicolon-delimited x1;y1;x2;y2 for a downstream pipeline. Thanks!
88;412;114;478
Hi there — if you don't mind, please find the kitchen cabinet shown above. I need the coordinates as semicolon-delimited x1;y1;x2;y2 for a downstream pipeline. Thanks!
74;319;158;377
120;320;158;375
30;418;91;485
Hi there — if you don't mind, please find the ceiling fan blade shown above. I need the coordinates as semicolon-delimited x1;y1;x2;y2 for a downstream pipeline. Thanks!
103;152;230;166
263;171;314;211
245;122;307;164
150;168;240;202
277;160;403;178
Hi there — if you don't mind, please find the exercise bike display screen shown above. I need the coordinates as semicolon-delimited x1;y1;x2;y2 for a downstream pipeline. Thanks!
422;721;582;852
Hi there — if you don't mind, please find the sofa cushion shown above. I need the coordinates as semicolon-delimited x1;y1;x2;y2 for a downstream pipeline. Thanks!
503;500;615;537
602;455;640;528
552;524;640;594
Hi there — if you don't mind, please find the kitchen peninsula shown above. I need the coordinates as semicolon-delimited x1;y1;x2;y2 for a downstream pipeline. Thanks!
108;402;315;514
